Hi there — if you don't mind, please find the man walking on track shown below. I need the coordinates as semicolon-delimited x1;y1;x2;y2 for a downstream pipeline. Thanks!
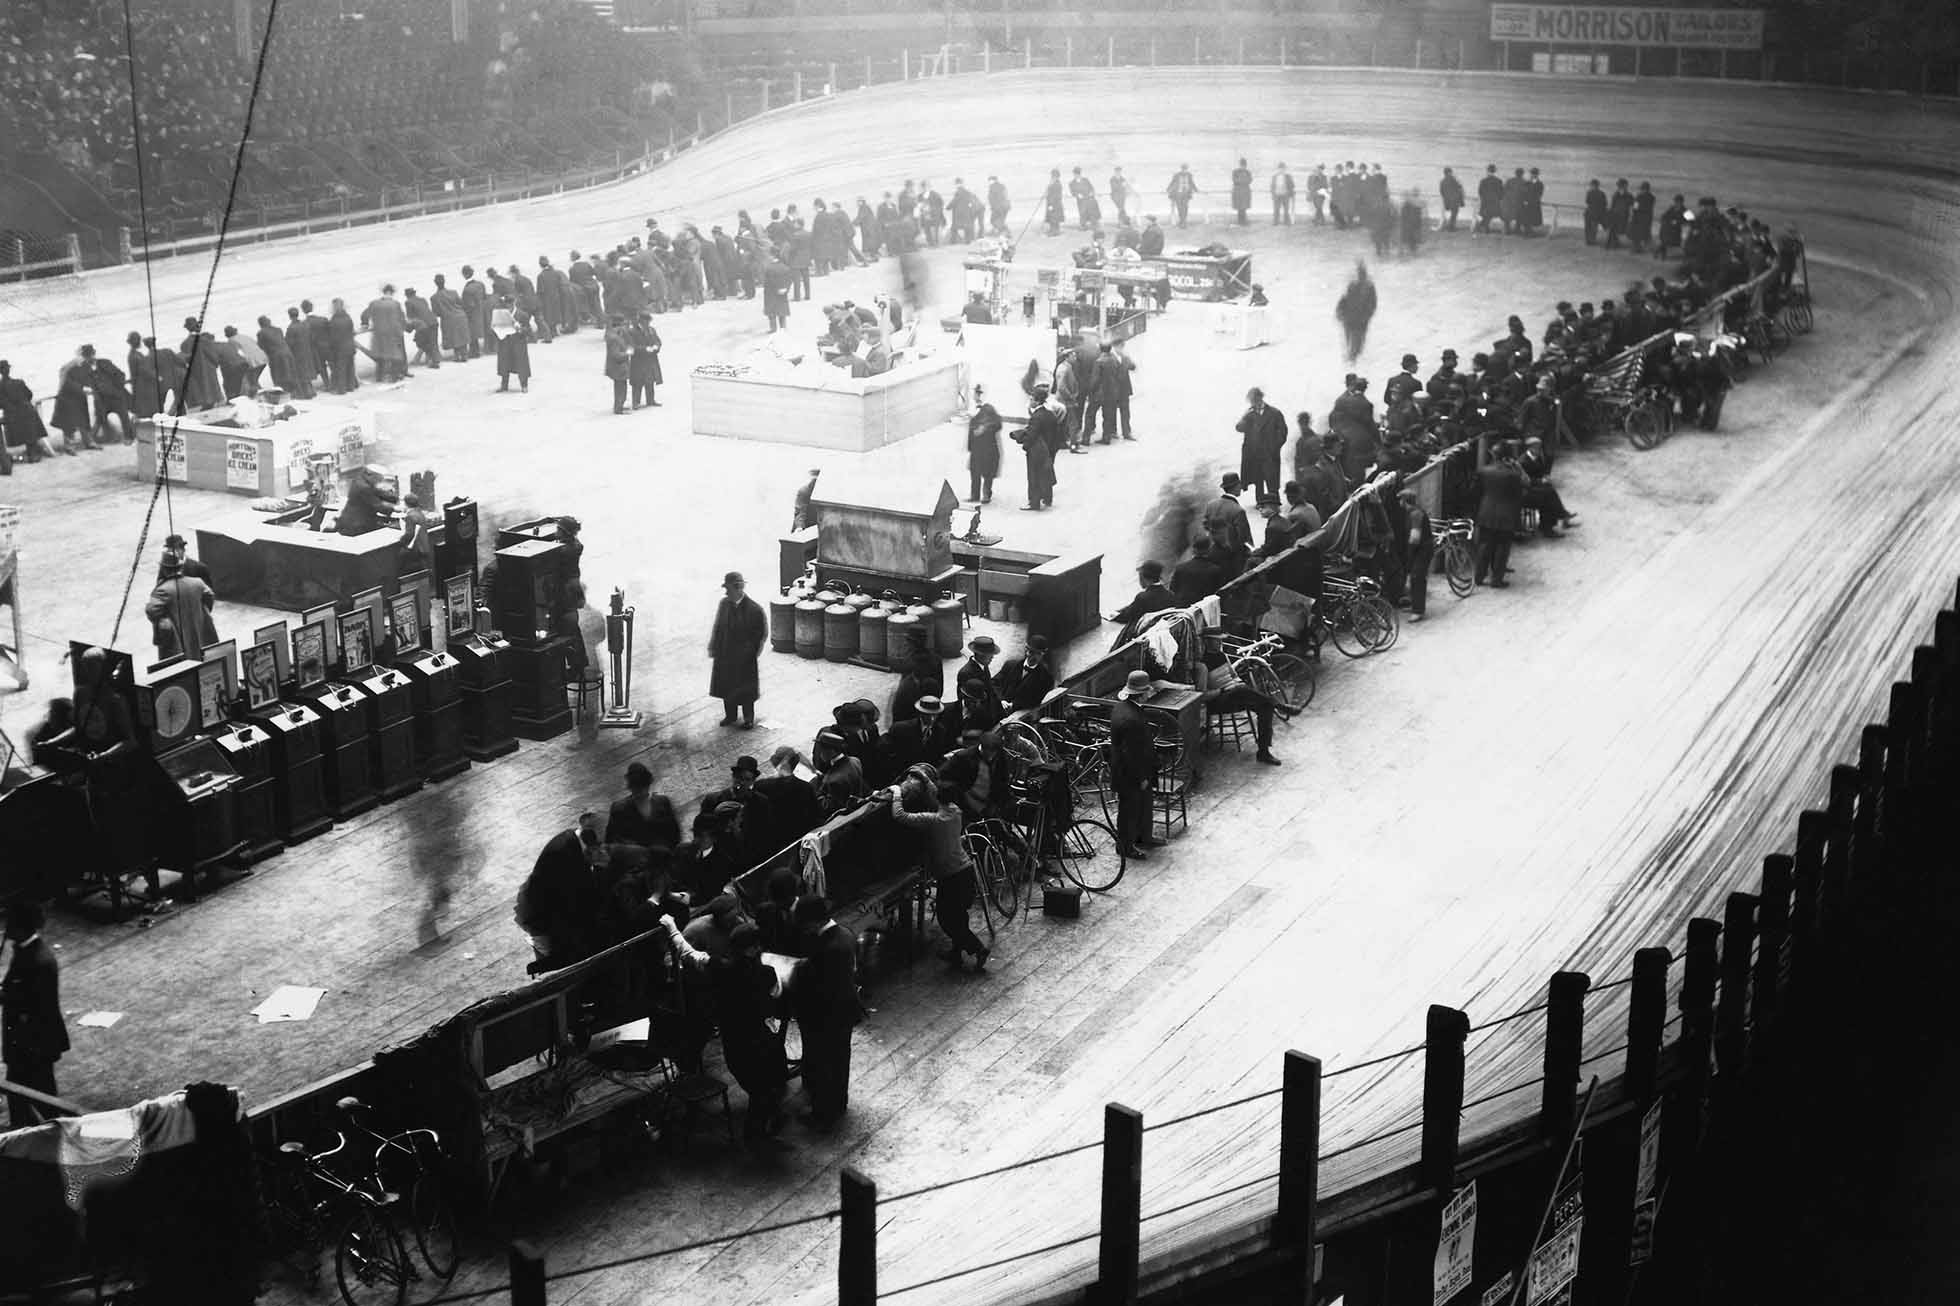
1166;164;1198;228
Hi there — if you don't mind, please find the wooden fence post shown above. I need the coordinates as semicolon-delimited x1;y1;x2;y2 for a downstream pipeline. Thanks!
1420;1005;1469;1192
840;1167;877;1306
510;1241;546;1306
1108;35;1115;67
1753;855;1793;1040
865;53;874;85
793;69;803;101
1539;971;1589;1141
1824;765;1858;925
1625;947;1670;1106
759;79;769;112
1280;35;1287;67
1885;684;1924;872
1854;725;1887;888
1065;36;1072;67
1275;1051;1322;1294
1715;892;1757;1083
1793;811;1826;975
1099;1104;1143;1305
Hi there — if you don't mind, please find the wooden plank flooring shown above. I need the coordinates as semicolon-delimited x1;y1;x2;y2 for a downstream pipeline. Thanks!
0;69;1954;1305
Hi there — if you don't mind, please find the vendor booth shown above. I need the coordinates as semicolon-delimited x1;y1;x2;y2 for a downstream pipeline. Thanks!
134;400;378;497
196;506;421;612
690;350;962;453
1147;248;1254;301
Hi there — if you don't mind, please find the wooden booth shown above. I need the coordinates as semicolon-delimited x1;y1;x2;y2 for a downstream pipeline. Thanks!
805;473;963;598
689;351;963;453
1147;249;1254;301
134;402;377;498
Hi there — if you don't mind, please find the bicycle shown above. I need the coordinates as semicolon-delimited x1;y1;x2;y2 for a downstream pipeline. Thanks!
1311;571;1398;658
964;747;1129;923
335;1097;462;1285
1214;629;1315;712
261;1132;412;1306
1430;517;1476;598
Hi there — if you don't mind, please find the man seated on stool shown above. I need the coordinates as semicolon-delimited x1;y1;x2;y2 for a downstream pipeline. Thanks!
1194;635;1292;767
335;464;397;536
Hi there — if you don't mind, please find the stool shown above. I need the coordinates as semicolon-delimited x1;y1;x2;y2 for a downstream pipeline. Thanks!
1204;705;1257;753
663;1071;737;1149
566;669;604;722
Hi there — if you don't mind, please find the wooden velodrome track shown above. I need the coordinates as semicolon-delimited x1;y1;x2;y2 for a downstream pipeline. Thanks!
4;68;1958;1302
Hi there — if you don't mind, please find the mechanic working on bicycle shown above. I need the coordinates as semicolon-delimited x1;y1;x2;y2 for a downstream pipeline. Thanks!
884;765;990;971
1194;636;1290;766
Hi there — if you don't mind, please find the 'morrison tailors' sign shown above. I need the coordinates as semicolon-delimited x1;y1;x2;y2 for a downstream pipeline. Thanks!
1489;5;1765;49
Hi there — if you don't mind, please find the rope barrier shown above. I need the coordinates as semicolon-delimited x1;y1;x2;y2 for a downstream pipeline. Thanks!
1322;1042;1426;1080
1579;1042;1631;1068
1465;1000;1551;1034
881;1228;1102;1298
882;1136;1105;1205
1461;1078;1546;1113
1142;1170;1283;1224
1320;1114;1425;1162
1142;1085;1284;1133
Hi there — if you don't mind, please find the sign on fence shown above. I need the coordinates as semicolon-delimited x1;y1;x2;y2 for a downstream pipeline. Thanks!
1481;1272;1514;1306
1630;1098;1663;1265
1526;1171;1584;1306
1489;5;1765;50
1434;1182;1478;1305
287;436;313;490
225;439;259;491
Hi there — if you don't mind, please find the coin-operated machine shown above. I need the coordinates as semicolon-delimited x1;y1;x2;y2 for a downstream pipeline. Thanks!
300;623;377;821
436;571;516;761
211;719;283;866
250;697;330;843
492;536;572;740
390;588;468;782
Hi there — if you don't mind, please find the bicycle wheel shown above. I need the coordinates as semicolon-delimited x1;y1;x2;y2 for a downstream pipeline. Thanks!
1793;300;1814;333
408;1174;460;1281
1329;601;1374;658
1055;818;1126;893
1239;658;1285;708
1333;595;1393;655
1443;538;1474;598
998;719;1050;765
974;837;1018;923
334;1202;409;1306
1267;653;1316;711
1625;404;1663;450
1362;593;1399;652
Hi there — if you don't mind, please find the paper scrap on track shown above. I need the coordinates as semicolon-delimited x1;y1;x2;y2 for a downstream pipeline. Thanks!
252;986;326;1023
78;1011;125;1028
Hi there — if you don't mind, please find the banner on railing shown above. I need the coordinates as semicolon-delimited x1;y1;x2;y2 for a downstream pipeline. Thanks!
1489;5;1765;50
1526;1170;1584;1305
1433;1181;1477;1305
1629;1097;1662;1265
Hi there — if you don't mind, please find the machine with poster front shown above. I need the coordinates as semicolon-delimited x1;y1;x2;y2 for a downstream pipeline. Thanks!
296;611;378;822
336;604;420;804
388;583;469;782
492;534;573;741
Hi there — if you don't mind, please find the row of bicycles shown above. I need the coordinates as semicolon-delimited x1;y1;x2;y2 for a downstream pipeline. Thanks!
258;1097;460;1306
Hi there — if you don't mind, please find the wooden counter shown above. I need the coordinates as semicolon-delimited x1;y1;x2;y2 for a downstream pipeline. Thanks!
134;403;377;497
690;352;963;452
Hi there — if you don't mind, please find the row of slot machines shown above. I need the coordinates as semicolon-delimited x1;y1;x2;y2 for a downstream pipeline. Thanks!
7;581;519;910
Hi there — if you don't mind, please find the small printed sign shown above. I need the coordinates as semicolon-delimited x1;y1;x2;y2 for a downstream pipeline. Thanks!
225;438;259;491
1434;1182;1478;1305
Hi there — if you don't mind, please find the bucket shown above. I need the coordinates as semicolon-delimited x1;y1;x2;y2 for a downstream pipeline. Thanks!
986;598;1008;622
886;611;924;666
858;605;890;667
930;593;966;660
823;604;858;663
769;594;799;653
794;599;827;659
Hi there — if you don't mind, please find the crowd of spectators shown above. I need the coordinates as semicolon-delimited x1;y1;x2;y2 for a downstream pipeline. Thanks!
1;0;665;234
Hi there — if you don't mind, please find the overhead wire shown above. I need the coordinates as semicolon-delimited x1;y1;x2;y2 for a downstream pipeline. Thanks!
109;0;286;645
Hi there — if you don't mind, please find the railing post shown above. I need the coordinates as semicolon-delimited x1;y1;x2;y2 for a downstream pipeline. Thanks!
902;48;909;81
1824;764;1858;926
1420;1005;1469;1192
1150;36;1157;66
1025;37;1032;69
867;53;874;84
982;46;989;75
695;108;704;137
65;232;82;269
839;1167;877;1306
1238;35;1246;66
725;88;733;126
1098;1104;1143;1305
1415;36;1424;67
1539;971;1589;1141
1753;855;1793;1041
760;79;769;112
1275;1051;1321;1293
829;60;837;90
1680;916;1720;1150
1280;36;1287;67
1792;811;1826;980
1715;892;1757;1084
794;68;803;101
510;1241;546;1306
1854;725;1887;889
1885;684;1923;873
1065;36;1072;67
1194;32;1201;63
1108;35;1115;67
118;226;133;265
1625;947;1670;1106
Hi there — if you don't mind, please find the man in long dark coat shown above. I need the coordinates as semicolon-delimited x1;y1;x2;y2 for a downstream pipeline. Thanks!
1230;157;1253;225
460;266;489;357
361;287;408;381
302;300;331;387
0;361;56;462
282;309;317;399
537;257;571;338
179;319;225;410
126;331;164;417
629;311;662;409
431;274;470;362
1329;374;1378;485
1236;387;1287;499
709;571;767;729
1476;165;1504;234
256;315;295;393
327;299;360;392
1334;260;1377;366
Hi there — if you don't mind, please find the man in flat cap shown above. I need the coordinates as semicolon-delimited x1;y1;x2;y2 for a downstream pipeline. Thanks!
708;571;767;729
